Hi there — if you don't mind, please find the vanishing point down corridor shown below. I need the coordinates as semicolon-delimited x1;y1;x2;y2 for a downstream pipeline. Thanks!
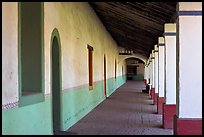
2;2;202;135
57;81;173;135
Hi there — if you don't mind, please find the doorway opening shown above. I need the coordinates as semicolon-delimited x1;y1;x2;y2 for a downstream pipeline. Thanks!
51;34;61;133
104;54;107;98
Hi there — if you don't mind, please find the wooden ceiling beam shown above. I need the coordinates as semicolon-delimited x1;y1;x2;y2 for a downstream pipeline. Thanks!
89;2;176;58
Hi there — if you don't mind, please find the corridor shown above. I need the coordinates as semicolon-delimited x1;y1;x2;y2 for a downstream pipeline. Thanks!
57;81;173;135
2;2;202;135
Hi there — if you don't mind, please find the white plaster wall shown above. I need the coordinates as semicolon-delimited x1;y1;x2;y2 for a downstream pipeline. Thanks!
178;16;202;118
44;2;98;92
2;2;127;105
165;34;176;104
144;65;147;80
2;3;18;105
105;36;119;79
137;63;144;74
44;2;125;94
118;60;126;76
158;46;165;97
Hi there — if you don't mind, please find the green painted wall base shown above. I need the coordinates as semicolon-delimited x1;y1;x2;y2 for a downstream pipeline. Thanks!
127;74;144;80
61;75;126;131
2;96;52;135
2;75;126;135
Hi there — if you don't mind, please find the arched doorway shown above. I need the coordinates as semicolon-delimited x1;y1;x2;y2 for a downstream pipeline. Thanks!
125;57;145;81
104;54;107;98
50;29;62;133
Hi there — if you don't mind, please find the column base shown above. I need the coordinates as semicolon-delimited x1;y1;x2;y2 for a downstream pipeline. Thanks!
157;97;165;114
153;93;158;105
150;88;155;99
144;79;147;86
174;115;202;135
163;104;176;129
150;88;152;97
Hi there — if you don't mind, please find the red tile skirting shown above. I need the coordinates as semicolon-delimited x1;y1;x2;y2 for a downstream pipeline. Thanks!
174;115;202;135
2;101;19;111
153;93;158;105
157;97;165;114
163;104;176;129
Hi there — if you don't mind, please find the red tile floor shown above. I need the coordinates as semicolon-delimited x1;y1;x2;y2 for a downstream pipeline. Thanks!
56;80;173;135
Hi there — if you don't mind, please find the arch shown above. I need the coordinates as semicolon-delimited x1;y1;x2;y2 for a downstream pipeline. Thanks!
50;28;62;133
125;57;145;81
118;53;147;65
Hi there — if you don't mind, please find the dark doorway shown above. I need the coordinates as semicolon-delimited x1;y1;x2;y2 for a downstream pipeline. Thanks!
127;65;137;80
52;36;61;133
104;55;107;98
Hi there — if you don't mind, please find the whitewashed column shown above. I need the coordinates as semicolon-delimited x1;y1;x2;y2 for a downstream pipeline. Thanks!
157;37;165;114
151;50;155;89
147;60;149;84
146;59;151;93
144;59;150;93
154;45;159;105
151;50;155;100
148;54;153;95
144;62;147;85
145;59;149;85
174;2;202;135
162;24;177;129
149;54;152;87
149;53;154;98
164;23;177;105
144;64;146;81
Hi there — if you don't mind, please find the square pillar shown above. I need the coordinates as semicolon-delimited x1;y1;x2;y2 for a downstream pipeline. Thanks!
163;23;177;129
157;97;165;114
144;63;148;86
174;2;202;135
149;54;153;98
151;51;155;102
158;37;165;114
154;45;159;106
174;115;202;135
163;104;176;129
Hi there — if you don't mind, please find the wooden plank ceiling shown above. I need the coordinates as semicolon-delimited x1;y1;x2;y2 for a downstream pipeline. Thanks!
89;2;177;58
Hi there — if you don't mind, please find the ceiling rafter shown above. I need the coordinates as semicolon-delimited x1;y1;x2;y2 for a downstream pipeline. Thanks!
89;2;177;58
